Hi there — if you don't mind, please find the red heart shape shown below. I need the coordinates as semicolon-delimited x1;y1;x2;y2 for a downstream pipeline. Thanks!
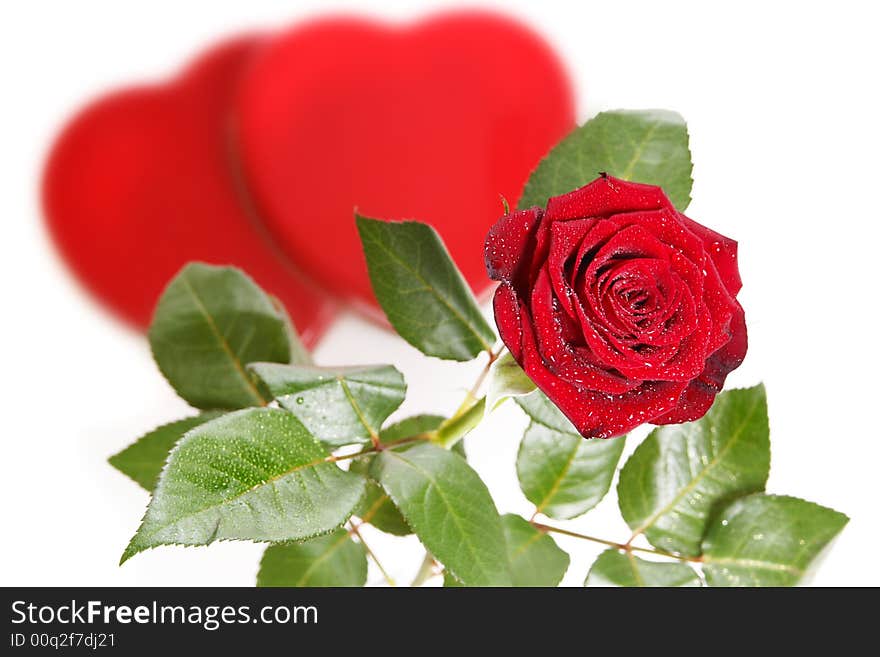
235;11;575;317
42;36;336;345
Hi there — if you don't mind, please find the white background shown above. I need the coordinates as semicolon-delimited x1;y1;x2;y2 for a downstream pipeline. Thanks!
1;0;878;586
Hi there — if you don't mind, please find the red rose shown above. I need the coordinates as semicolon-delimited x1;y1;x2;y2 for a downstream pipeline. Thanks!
486;175;747;438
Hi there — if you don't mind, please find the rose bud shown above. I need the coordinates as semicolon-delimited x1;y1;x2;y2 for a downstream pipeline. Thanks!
486;175;746;438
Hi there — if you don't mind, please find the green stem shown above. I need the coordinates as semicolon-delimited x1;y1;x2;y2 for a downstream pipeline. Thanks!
410;552;437;587
531;521;703;564
350;523;396;586
434;396;486;449
429;347;499;450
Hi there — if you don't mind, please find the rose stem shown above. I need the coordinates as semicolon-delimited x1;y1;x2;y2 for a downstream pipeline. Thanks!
349;522;396;587
431;347;501;449
410;552;438;587
531;521;703;564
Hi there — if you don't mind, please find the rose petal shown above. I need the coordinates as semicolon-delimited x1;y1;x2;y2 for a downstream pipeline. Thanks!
572;217;621;273
646;294;712;381
651;305;747;424
580;224;673;324
611;208;706;263
544;175;672;222
596;258;679;338
700;255;739;355
547;217;598;319
571;290;680;380
519;312;686;438
649;379;717;425
492;282;524;360
525;214;554;287
644;281;696;346
572;225;682;367
579;249;709;381
667;248;705;311
701;304;748;389
566;217;621;319
678;212;742;295
529;268;637;394
484;207;543;282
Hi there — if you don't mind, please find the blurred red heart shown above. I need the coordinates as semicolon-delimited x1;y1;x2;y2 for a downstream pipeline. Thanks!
235;11;575;318
42;37;336;346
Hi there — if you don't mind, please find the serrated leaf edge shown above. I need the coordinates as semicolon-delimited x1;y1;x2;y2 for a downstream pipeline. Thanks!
377;447;510;586
121;410;365;564
700;493;850;583
148;264;282;409
258;530;363;587
108;412;223;491
622;385;769;540
355;214;495;358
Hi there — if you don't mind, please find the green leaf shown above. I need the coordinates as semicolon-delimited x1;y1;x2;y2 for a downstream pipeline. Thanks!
249;363;406;447
380;414;446;443
585;549;701;587
617;384;770;556
443;571;463;587
516;392;625;519
388;413;467;459
701;494;848;587
109;412;224;491
446;516;570;587
519;109;694;211
121;408;365;563
351;415;448;536
148;263;292;409
350;458;411;536
485;351;537;415
370;442;511;586
268;295;313;366
257;529;367;587
355;214;495;361
451;440;467;461
349;415;450;536
502;515;569;587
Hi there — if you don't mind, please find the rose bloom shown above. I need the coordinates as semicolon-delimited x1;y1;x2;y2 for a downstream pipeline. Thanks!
486;175;746;438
